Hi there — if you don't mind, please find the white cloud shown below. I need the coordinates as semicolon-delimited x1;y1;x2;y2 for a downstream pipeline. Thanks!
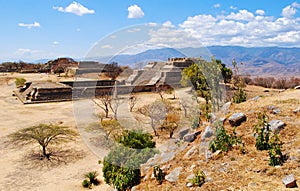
230;5;237;10
213;4;221;8
76;28;81;32
18;22;40;29
154;3;300;47
53;1;95;16
162;21;175;28
282;5;297;18
128;4;144;19
226;10;255;21
256;9;265;15
52;41;59;45
127;28;141;33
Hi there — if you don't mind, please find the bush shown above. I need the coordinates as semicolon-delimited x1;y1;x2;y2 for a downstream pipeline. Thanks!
103;130;157;191
190;169;205;187
82;179;90;188
254;112;284;166
15;77;26;87
153;166;165;185
209;124;243;153
232;88;247;103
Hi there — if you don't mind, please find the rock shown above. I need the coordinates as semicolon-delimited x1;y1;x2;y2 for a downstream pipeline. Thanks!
183;133;196;142
210;113;217;123
178;128;190;139
165;167;182;183
219;117;226;124
293;107;300;113
269;120;286;134
282;174;297;188
250;96;260;101
295;85;300;89
271;109;281;114
183;146;198;159
221;102;231;114
228;113;247;126
186;174;195;181
267;105;281;114
131;186;138;191
186;182;193;187
201;126;214;141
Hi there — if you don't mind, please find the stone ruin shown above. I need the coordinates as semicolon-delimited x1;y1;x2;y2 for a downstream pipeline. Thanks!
14;57;195;104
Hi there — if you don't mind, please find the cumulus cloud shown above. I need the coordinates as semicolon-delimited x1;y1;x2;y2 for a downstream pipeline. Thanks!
53;1;95;16
256;9;265;15
230;5;237;10
128;4;144;19
148;2;300;47
18;22;40;29
162;21;175;28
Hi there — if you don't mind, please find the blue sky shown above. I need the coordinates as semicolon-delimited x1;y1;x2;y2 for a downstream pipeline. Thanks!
1;0;300;62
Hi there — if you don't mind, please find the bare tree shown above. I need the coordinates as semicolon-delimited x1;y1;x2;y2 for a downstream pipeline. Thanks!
93;92;112;118
129;94;138;112
8;123;78;160
137;100;169;136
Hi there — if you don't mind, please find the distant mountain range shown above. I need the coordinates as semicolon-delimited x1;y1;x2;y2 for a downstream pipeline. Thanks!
36;46;300;76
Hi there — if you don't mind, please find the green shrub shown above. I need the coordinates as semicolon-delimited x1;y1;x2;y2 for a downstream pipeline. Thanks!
232;88;247;103
254;112;284;166
82;179;90;188
190;170;205;187
254;113;271;150
153;166;165;185
209;124;242;153
103;130;158;191
15;77;26;87
85;171;99;185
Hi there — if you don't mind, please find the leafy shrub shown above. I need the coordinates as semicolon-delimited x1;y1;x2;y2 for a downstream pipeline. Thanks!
103;130;157;191
232;88;247;103
268;134;284;166
153;166;165;185
82;179;90;188
254;112;284;166
82;171;100;189
190;170;205;187
254;113;271;150
209;124;243;153
15;77;26;87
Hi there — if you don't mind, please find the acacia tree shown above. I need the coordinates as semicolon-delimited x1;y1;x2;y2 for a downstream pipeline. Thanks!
129;94;137;112
8;123;78;160
94;91;112;118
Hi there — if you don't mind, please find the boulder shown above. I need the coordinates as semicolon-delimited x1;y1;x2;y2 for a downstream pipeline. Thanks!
221;102;231;114
282;174;297;188
183;146;198;159
294;85;300;89
250;96;260;101
293;107;300;113
178;128;190;139
165;167;182;183
183;133;196;142
228;113;247;126
201;126;214;141
269;120;286;134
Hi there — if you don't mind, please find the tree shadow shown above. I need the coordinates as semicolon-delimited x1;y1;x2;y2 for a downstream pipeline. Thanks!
19;147;86;170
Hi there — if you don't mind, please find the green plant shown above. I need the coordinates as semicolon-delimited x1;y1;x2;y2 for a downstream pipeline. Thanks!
254;112;284;166
190;170;205;187
82;179;90;188
232;88;247;103
254;112;271;150
268;134;284;166
15;77;26;87
153;166;165;185
85;171;100;186
103;130;158;191
209;124;242;153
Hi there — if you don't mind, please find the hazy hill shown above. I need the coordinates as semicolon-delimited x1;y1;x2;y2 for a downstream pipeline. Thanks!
89;46;300;77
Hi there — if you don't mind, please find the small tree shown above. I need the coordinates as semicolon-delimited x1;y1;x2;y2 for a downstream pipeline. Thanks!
8;123;78;160
94;91;112;118
15;77;26;87
129;94;138;112
160;112;180;138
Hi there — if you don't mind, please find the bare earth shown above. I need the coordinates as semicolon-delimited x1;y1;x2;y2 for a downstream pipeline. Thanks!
0;73;112;191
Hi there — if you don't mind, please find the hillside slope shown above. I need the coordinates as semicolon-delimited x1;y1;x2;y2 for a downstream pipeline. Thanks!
135;86;300;190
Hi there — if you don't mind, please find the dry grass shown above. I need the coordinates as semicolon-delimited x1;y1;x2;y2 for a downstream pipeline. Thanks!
135;86;300;191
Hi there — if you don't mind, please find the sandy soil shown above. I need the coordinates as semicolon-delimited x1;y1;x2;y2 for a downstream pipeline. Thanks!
0;73;112;191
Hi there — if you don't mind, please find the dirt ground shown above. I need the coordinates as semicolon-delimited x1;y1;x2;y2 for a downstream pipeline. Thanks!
0;73;112;191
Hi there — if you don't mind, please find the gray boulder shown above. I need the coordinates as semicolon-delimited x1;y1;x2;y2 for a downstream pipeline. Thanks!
221;102;231;114
183;133;196;142
165;167;182;183
183;146;198;159
201;126;214;141
269;120;286;133
229;113;247;126
178;128;190;139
